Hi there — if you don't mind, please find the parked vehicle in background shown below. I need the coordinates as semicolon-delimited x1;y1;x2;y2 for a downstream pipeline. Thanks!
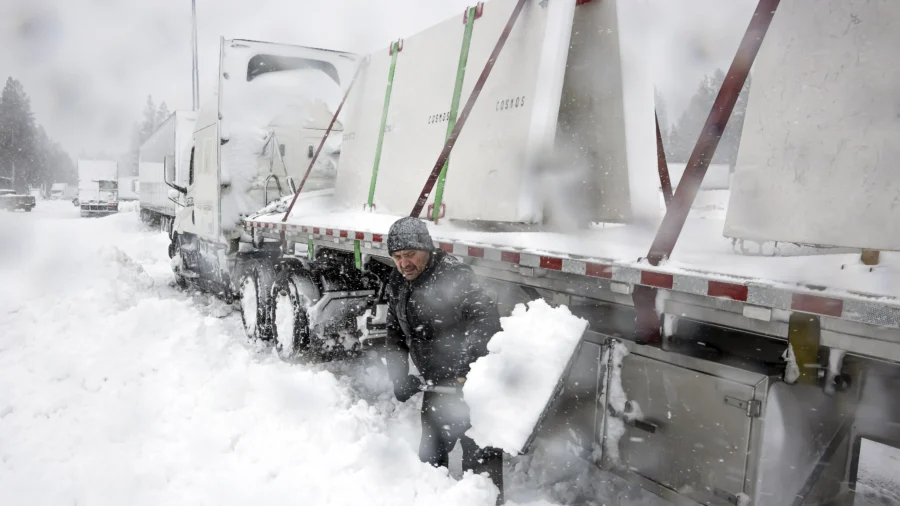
77;160;119;218
139;111;197;233
0;189;36;212
118;176;139;201
49;183;77;201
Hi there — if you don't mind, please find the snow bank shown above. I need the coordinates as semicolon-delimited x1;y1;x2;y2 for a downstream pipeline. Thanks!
0;205;556;506
464;299;588;455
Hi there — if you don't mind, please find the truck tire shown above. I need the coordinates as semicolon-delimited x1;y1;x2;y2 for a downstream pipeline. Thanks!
24;207;32;212
239;262;275;341
270;270;318;360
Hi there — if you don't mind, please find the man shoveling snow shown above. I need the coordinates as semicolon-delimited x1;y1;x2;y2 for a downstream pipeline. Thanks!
382;217;505;501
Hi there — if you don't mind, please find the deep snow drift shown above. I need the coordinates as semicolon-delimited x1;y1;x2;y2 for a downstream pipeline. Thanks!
0;203;521;506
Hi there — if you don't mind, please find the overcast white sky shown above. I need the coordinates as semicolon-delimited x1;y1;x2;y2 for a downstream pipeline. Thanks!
0;0;755;156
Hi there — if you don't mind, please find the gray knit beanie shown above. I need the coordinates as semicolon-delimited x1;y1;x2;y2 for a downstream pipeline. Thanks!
387;217;434;255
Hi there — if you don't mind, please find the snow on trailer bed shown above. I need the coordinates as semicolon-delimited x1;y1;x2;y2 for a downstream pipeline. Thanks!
245;193;900;333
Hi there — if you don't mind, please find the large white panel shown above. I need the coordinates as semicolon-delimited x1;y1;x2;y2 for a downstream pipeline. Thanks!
333;0;576;223
372;14;467;215
551;0;632;225
333;50;392;209
724;0;900;250
445;0;575;223
615;0;660;224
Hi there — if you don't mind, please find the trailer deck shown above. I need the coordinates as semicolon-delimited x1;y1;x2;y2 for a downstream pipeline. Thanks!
245;192;900;356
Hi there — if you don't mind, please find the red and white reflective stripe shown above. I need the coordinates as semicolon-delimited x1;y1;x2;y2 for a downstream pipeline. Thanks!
791;293;844;318
244;218;900;328
708;280;749;301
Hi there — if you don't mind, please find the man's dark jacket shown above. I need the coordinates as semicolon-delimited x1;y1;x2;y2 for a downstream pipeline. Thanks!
383;249;501;399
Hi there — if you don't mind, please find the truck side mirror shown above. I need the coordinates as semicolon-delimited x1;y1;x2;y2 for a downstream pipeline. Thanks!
163;164;187;195
281;144;287;158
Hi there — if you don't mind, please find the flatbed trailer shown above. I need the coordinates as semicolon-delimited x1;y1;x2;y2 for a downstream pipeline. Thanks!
242;197;900;505
171;0;900;503
245;203;900;362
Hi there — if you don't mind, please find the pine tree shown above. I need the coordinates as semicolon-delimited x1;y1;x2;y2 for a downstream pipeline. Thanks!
156;101;170;127
667;69;753;166
123;95;174;175
655;89;669;137
670;75;717;163
719;72;752;169
139;95;158;143
0;77;38;192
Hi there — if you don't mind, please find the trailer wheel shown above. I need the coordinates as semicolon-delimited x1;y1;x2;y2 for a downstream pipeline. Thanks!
239;262;275;341
271;271;317;360
169;236;188;288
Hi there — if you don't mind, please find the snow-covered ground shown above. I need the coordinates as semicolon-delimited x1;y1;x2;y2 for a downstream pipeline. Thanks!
0;201;656;506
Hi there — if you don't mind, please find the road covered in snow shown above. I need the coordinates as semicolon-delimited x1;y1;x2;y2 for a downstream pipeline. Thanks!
0;202;663;506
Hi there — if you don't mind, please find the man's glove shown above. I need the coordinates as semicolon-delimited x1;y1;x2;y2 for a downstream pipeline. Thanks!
394;375;422;403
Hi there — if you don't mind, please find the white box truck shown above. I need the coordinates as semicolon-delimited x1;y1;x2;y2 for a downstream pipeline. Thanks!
138;111;197;232
76;160;118;217
49;182;76;201
118;176;138;201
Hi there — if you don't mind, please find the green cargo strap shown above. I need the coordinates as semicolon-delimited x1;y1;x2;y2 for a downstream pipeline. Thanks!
367;41;401;207
354;240;362;270
307;238;314;260
432;7;477;221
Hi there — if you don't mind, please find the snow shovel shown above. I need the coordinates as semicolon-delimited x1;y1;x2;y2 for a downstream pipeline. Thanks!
420;380;465;395
518;333;589;456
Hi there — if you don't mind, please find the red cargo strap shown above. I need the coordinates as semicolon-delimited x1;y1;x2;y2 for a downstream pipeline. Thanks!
646;0;781;265
655;111;673;207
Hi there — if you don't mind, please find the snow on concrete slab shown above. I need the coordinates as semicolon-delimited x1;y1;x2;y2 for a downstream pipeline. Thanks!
0;206;556;506
464;299;588;455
